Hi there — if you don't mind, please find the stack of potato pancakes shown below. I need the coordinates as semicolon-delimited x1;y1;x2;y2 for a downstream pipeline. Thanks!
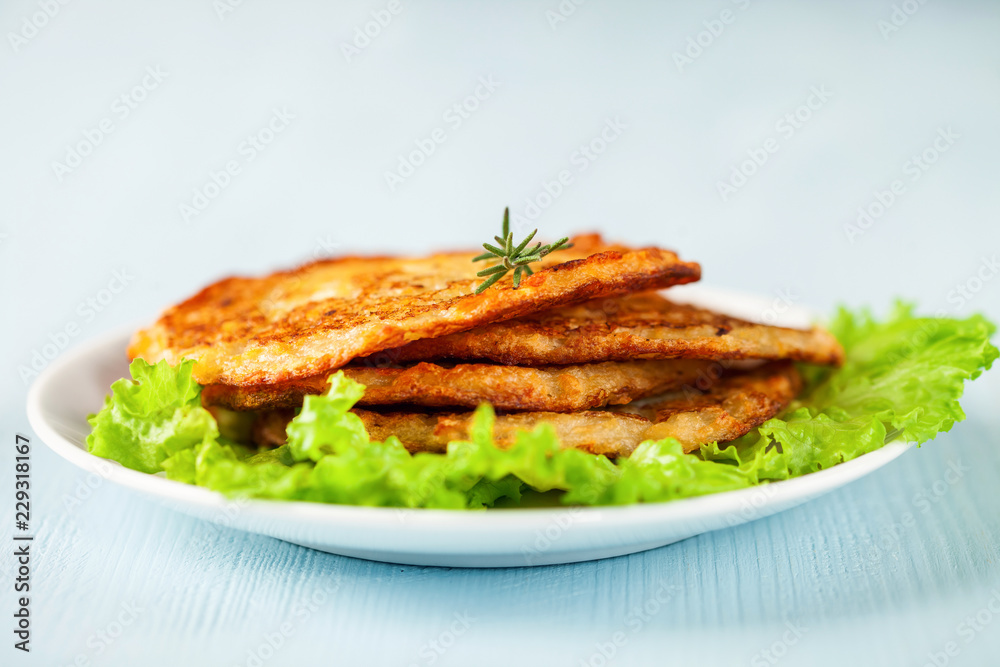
129;234;843;457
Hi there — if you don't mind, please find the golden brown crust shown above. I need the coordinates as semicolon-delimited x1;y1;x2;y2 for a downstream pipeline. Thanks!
202;359;717;412
369;292;843;367
610;360;802;447
129;235;700;386
353;362;802;456
202;375;331;412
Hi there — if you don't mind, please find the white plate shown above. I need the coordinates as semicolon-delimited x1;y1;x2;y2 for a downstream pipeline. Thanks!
26;287;911;568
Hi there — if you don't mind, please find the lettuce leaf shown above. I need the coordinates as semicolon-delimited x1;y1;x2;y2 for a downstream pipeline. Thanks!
86;359;218;474
701;304;998;481
86;305;996;508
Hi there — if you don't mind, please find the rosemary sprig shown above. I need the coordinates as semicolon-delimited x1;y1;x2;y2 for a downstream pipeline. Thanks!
473;208;572;294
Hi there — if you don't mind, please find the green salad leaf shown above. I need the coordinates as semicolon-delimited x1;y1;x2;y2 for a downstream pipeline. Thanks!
86;305;996;508
701;304;998;482
86;359;219;474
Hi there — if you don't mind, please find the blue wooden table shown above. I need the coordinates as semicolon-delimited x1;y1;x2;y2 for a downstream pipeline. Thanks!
2;1;999;665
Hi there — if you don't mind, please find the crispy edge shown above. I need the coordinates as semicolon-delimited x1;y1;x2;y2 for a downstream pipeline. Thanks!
202;375;331;412
372;294;844;368
129;237;701;386
202;359;718;412
353;362;802;456
621;360;802;446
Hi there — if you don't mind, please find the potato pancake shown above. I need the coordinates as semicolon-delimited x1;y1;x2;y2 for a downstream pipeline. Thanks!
129;235;700;386
369;292;843;367
201;359;717;412
348;362;801;456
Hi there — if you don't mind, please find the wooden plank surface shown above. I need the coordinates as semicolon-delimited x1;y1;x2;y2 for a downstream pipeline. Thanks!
2;0;1000;664
9;387;1000;666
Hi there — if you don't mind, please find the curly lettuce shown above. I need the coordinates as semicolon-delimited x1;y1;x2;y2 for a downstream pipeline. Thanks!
86;305;996;508
86;359;219;474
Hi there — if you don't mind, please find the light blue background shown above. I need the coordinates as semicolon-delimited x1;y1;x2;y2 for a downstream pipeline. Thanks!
2;0;999;665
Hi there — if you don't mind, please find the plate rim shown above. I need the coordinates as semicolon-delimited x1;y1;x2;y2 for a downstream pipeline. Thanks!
25;286;914;534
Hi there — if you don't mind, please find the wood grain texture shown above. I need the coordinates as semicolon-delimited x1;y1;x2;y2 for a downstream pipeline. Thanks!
3;1;1000;661
6;386;998;667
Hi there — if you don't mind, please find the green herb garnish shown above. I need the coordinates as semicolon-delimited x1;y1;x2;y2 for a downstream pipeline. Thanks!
472;208;573;294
